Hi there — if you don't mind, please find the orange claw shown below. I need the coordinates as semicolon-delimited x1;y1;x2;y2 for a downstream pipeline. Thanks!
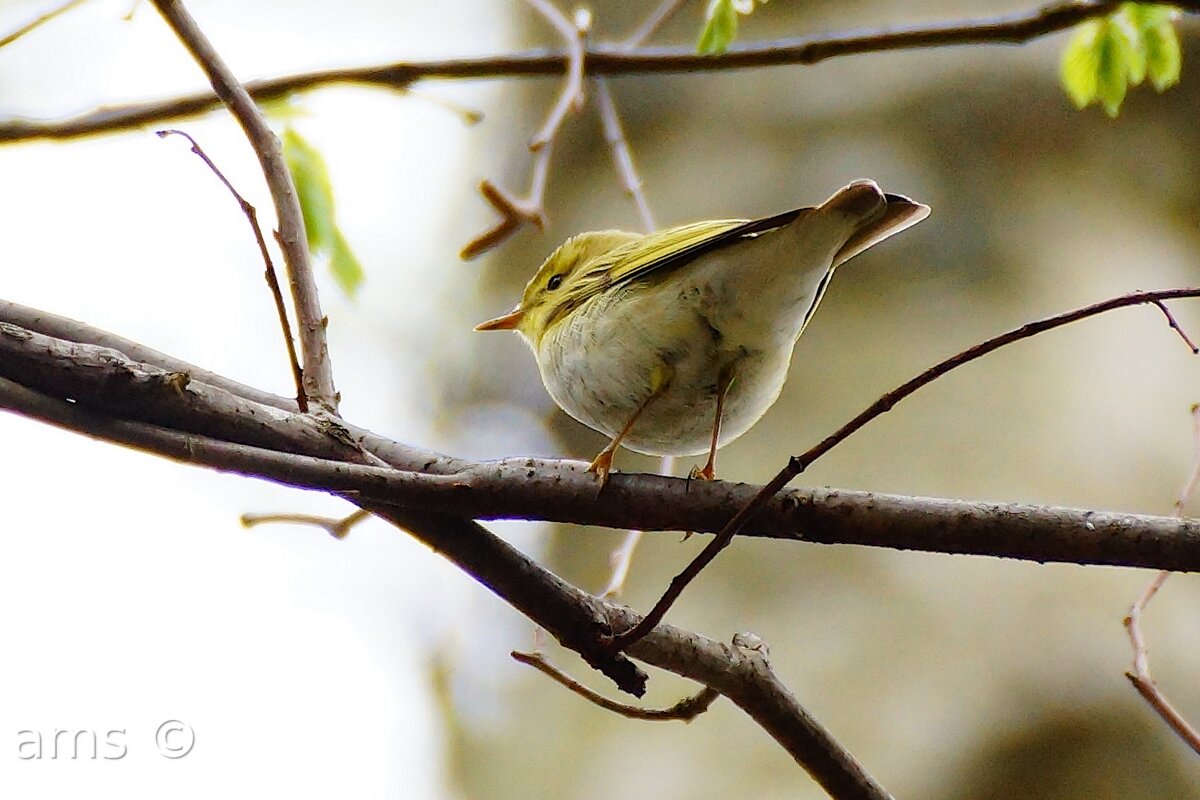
588;448;615;486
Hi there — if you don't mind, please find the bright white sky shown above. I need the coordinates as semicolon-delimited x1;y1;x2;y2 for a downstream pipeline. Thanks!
0;2;548;797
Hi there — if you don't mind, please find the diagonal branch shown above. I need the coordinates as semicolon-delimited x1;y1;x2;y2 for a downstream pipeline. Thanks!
461;0;588;259
155;128;307;411
150;0;339;413
6;0;1199;145
0;370;894;797
1122;403;1200;755
525;0;587;151
0;0;90;49
609;286;1200;649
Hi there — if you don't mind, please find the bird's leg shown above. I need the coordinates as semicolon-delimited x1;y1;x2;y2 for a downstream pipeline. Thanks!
589;364;673;485
691;365;736;482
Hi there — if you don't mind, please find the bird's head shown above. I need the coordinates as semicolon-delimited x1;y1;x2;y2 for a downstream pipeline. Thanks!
475;230;642;347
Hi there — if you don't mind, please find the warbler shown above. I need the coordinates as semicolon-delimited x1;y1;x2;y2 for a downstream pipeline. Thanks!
476;179;929;482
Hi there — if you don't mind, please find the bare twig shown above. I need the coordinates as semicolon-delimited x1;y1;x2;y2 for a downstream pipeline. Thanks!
0;0;90;49
150;0;338;413
512;649;720;721
460;171;548;260
609;286;1200;651
241;509;370;539
622;0;688;48
1122;403;1200;755
1125;567;1200;755
1153;300;1200;354
155;129;306;411
526;0;587;151
594;79;655;231
599;529;644;599
462;0;588;258
11;0;1200;145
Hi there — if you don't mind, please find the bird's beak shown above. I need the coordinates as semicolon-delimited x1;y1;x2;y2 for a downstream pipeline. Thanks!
475;306;524;331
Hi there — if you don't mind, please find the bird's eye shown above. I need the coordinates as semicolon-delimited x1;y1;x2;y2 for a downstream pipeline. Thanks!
546;273;564;291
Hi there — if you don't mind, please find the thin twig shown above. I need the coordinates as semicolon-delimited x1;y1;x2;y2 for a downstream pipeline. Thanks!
599;529;644;599
1126;571;1172;678
462;0;588;258
609;287;1200;651
526;0;587;151
11;0;1199;145
512;650;720;721
150;0;339;413
1152;300;1200;354
0;0;90;49
594;80;656;231
460;170;549;259
241;509;370;539
155;129;306;411
623;0;689;48
1122;403;1200;756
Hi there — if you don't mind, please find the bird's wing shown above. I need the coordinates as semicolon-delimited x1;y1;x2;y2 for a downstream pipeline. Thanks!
602;208;805;290
549;208;808;328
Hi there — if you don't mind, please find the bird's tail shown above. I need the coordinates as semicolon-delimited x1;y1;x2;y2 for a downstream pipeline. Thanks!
821;179;930;268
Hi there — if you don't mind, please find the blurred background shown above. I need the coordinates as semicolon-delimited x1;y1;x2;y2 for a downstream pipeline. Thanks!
1;0;1199;797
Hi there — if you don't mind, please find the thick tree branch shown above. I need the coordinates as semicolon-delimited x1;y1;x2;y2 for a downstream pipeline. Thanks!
7;0;1199;145
0;299;465;473
3;313;1200;574
0;372;892;797
0;371;648;694
150;0;338;413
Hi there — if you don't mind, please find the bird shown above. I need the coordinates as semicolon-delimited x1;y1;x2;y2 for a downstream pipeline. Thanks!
476;179;929;483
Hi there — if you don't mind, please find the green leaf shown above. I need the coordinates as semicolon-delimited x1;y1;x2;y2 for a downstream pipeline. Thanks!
1123;2;1177;31
259;94;308;122
283;127;335;250
1137;7;1183;91
1113;5;1147;84
697;0;739;55
1061;19;1103;109
330;230;365;298
282;127;365;298
1095;22;1130;117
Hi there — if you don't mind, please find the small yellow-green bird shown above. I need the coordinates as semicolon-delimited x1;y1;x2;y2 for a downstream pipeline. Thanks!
477;179;929;482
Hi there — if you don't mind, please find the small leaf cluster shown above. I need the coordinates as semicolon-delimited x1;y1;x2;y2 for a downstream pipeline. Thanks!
697;0;769;55
1060;3;1182;117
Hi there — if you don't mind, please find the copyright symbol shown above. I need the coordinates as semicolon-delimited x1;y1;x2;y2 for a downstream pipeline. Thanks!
155;720;195;759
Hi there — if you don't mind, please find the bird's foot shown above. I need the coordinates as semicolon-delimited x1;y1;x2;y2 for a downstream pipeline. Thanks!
588;449;615;487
